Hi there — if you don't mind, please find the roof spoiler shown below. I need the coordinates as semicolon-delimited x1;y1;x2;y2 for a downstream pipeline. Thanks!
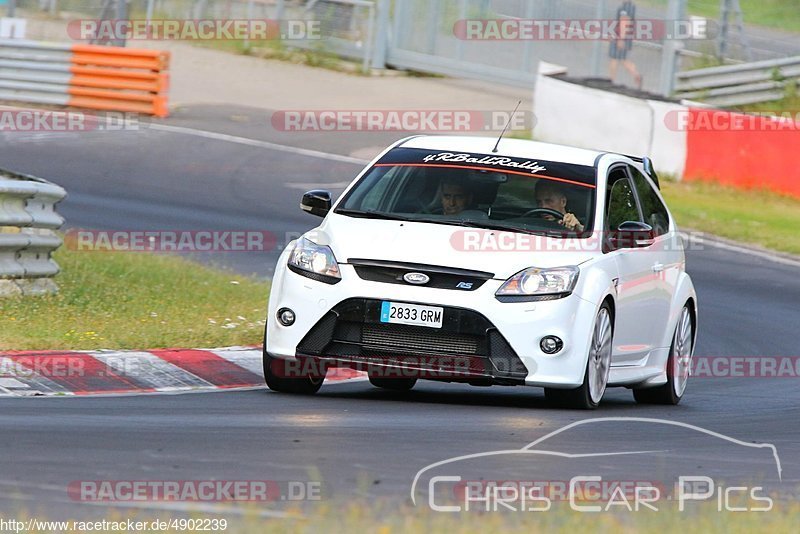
641;157;660;189
623;154;660;190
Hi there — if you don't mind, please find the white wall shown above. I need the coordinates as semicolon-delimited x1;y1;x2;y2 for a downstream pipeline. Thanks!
533;73;687;178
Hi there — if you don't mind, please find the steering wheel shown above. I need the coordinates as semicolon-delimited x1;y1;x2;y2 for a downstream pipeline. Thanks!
520;207;565;220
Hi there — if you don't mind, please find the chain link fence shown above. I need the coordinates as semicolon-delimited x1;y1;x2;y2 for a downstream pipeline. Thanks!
13;0;377;69
390;0;684;94
8;0;800;96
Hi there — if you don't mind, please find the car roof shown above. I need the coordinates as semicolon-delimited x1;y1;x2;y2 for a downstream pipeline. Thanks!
398;135;606;168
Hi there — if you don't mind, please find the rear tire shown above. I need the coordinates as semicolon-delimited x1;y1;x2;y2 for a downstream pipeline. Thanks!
545;303;613;410
633;305;693;405
368;375;417;391
262;349;324;395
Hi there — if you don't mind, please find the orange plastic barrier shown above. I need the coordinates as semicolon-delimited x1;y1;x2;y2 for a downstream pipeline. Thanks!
67;44;170;117
684;108;800;198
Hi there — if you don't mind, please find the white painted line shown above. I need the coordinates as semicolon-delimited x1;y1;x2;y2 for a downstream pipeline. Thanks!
0;356;64;395
0;377;29;389
148;123;369;166
210;348;263;376
682;231;800;268
90;350;216;390
83;499;297;518
283;180;353;190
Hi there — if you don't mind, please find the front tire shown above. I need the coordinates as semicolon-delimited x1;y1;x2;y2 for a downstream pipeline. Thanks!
262;349;324;395
545;304;613;409
633;305;693;405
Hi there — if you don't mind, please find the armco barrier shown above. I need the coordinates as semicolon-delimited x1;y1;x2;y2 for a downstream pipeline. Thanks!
0;168;67;297
676;56;800;107
0;40;169;117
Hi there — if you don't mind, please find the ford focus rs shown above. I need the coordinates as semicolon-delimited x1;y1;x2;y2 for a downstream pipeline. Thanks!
263;135;697;409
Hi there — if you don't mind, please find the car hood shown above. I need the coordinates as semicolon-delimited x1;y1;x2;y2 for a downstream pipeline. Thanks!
311;214;599;279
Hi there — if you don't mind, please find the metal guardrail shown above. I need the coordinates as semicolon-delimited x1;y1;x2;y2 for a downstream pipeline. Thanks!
0;168;66;297
0;39;170;116
676;56;800;106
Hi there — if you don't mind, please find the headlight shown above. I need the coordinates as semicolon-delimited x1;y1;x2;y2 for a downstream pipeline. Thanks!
287;237;341;284
496;266;579;301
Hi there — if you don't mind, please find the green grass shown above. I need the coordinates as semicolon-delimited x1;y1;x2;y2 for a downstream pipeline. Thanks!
0;247;270;351
646;0;800;33
268;501;799;533
9;500;800;533
661;180;800;255
733;89;800;114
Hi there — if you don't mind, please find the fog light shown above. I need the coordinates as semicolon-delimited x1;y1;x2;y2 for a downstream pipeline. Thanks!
277;308;296;326
540;336;563;354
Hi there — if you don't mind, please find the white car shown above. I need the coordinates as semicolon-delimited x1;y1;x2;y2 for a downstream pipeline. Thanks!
264;136;697;409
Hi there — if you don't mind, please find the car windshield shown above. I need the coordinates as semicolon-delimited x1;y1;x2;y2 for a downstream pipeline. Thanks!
336;147;597;236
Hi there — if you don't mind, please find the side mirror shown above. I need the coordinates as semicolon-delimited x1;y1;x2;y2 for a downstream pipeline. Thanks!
300;190;332;217
608;221;655;250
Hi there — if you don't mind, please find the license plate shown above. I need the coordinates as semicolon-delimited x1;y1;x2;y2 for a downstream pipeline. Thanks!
380;301;443;329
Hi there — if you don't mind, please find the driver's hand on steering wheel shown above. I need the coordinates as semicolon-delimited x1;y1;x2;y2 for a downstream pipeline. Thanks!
560;212;584;232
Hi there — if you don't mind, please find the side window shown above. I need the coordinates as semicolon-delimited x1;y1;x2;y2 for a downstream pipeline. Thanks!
630;167;670;236
606;168;640;230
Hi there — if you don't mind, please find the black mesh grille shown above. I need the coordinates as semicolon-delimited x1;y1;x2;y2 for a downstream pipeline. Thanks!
298;312;336;352
488;329;528;378
322;349;490;378
361;323;478;354
296;298;528;383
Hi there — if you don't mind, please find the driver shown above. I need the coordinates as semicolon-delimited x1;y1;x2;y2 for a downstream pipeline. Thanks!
440;179;474;216
533;180;585;232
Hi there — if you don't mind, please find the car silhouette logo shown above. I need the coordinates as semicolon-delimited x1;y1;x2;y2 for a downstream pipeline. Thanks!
403;272;430;285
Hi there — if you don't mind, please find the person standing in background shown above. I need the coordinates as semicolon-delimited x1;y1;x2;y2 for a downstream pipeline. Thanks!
609;0;643;89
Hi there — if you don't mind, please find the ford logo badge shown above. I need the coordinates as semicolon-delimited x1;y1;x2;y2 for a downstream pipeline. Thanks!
403;272;430;285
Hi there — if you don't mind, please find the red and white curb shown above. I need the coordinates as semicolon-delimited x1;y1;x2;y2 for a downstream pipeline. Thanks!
0;347;366;397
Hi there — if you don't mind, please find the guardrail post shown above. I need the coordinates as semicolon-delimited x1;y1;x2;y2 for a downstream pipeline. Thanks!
370;0;390;69
590;0;606;77
658;0;686;96
275;0;285;21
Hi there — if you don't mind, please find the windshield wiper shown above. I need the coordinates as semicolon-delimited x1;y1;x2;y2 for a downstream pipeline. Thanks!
335;209;412;221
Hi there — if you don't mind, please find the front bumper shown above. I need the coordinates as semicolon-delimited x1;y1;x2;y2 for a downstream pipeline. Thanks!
266;259;598;388
295;297;527;384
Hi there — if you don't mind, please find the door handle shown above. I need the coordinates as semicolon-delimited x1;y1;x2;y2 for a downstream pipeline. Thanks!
652;262;664;273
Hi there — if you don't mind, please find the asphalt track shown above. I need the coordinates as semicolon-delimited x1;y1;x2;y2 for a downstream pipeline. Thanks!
0;105;798;520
